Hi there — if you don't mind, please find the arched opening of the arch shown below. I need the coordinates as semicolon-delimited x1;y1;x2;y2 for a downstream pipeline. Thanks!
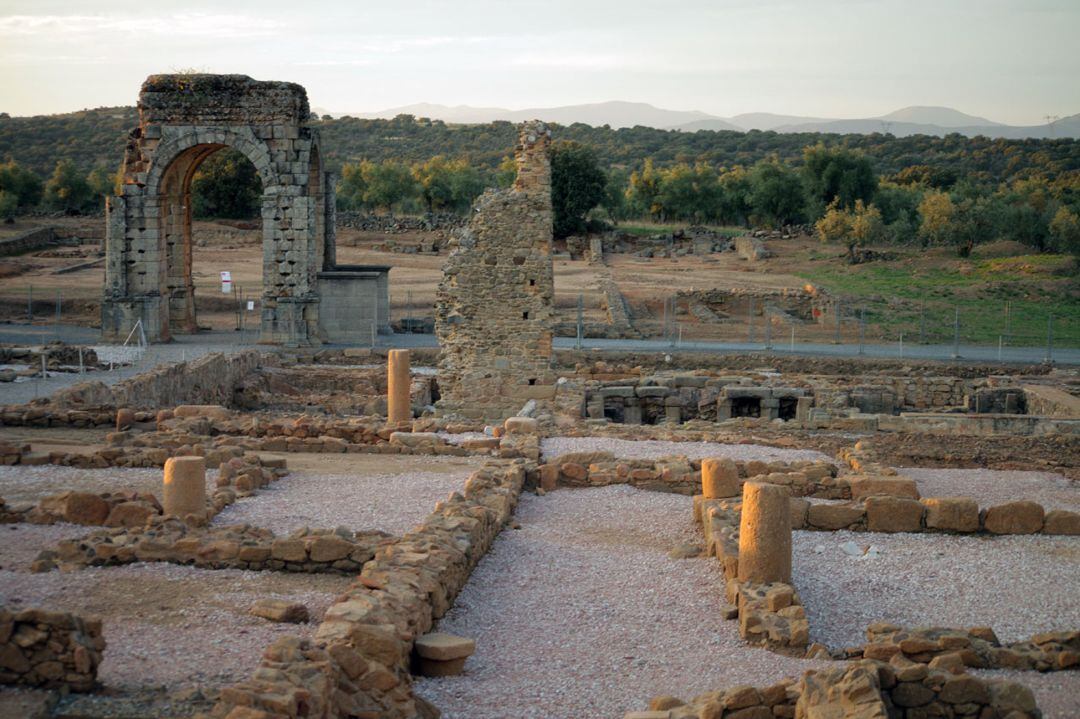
156;144;264;336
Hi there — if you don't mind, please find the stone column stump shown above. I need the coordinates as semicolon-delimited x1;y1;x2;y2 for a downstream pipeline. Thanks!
737;481;792;584
163;456;206;520
701;457;740;498
387;349;411;425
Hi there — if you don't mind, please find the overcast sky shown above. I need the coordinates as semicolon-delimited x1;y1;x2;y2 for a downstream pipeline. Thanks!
1;0;1077;124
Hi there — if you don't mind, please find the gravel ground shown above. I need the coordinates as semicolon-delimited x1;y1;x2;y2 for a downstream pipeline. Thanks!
793;530;1080;647
414;486;827;719
901;467;1080;511
973;670;1080;719
213;459;478;536
0;562;348;692
541;437;833;464
0;464;217;504
0;522;89;571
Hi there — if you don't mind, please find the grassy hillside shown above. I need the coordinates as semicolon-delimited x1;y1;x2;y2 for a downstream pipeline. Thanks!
794;245;1080;346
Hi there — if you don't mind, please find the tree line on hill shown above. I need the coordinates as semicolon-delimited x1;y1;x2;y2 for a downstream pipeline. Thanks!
0;110;1077;255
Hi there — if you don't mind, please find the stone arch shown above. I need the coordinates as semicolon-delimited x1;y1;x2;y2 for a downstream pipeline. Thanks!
148;139;269;335
144;127;277;198
102;74;329;346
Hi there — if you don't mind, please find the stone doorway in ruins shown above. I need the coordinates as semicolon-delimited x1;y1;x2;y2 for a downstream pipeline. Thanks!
102;75;334;346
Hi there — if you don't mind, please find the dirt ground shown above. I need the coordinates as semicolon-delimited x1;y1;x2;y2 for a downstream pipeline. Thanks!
0;219;826;340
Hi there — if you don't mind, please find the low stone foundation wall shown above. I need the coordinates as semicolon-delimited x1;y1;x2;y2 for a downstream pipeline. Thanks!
0;607;105;692
878;412;1080;437
203;458;529;719
793;496;1079;535
7;454;285;541
629;658;1043;719
544;452;843;498
46;521;385;575
860;624;1080;672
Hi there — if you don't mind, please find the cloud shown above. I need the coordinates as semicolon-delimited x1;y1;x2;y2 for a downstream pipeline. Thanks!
0;14;285;39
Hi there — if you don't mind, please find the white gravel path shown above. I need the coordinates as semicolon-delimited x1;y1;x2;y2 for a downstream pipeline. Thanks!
0;522;90;571
0;465;218;504
0;562;348;691
793;530;1080;648
414;485;828;719
541;437;833;464
212;466;474;536
901;468;1080;511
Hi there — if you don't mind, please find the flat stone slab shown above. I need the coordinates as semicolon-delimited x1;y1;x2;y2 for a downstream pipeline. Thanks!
414;632;476;661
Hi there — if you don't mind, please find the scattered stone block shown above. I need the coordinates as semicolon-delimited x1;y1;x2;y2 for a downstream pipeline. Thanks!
39;492;109;525
1043;509;1080;535
865;496;923;533
115;408;135;431
849;475;919;500
503;416;538;435
104;501;156;528
921;497;980;533
807;503;864;530
249;599;309;624
983;500;1045;534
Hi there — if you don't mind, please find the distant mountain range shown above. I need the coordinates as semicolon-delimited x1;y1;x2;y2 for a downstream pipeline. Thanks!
330;102;1079;139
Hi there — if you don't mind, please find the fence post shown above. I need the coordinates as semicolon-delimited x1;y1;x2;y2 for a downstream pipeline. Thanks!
54;290;61;340
834;298;841;344
790;325;795;352
1004;301;1011;346
27;285;33;323
919;302;926;344
1046;313;1054;363
764;314;772;350
576;293;583;350
899;332;903;359
748;297;755;343
952;307;960;359
857;309;865;355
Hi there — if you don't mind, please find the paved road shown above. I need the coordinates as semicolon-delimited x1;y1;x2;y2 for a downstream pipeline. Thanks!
381;331;1076;365
0;321;1074;406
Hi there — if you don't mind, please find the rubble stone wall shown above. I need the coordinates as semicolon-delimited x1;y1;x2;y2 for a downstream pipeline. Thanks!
0;607;105;692
205;459;529;719
1023;384;1080;418
0;226;55;256
7;350;265;414
435;121;556;421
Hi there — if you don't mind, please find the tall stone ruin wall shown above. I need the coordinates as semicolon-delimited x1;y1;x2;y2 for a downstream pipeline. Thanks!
434;121;556;420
